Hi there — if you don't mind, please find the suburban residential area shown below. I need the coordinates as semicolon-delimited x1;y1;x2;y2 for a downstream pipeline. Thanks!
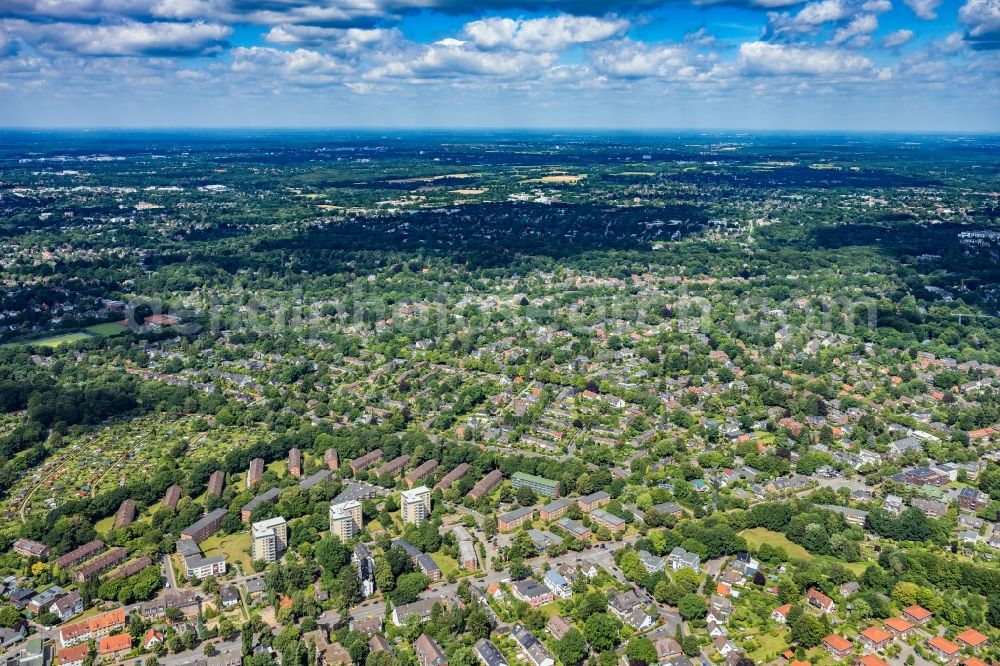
0;133;999;666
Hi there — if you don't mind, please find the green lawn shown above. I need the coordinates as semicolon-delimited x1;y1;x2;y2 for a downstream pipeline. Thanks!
429;552;460;578
828;558;867;575
27;332;93;347
535;601;565;619
86;322;129;336
200;531;254;573
94;515;115;535
740;528;814;561
747;629;789;662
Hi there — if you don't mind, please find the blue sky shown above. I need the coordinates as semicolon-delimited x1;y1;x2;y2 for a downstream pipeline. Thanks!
0;0;997;130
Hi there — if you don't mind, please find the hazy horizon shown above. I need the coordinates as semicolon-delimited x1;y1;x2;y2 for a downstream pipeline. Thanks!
1;0;999;132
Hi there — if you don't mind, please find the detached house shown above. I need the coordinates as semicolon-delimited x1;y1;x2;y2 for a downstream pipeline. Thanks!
822;634;853;660
956;629;989;651
859;626;893;652
927;636;960;661
771;604;792;624
807;589;836;614
903;605;933;625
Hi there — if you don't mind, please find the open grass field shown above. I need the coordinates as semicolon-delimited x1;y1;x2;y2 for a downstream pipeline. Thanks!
740;528;814;561
26;332;92;347
523;174;587;184
94;516;115;535
826;558;867;575
86;322;129;336
200;531;254;573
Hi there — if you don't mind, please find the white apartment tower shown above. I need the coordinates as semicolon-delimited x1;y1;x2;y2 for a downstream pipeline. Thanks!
251;516;288;563
329;500;363;540
401;486;432;525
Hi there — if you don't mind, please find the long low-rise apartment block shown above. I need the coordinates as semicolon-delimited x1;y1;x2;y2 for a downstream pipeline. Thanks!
180;508;228;542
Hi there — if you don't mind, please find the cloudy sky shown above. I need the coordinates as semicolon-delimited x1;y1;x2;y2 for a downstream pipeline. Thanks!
0;0;997;129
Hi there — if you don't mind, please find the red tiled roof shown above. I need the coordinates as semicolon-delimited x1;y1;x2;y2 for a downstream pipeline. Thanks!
861;627;893;644
928;636;960;656
98;633;132;655
884;617;914;633
904;605;932;621
823;634;852;652
859;655;889;666
57;644;89;664
956;629;988;648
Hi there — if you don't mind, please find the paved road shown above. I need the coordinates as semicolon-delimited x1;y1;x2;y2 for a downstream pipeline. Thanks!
108;638;243;666
163;553;179;591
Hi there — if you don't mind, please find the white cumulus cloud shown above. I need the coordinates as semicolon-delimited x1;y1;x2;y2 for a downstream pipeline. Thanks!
738;40;876;75
367;39;557;80
231;46;350;85
903;0;942;19
263;26;398;53
3;18;230;56
882;28;914;47
462;15;628;52
830;13;878;44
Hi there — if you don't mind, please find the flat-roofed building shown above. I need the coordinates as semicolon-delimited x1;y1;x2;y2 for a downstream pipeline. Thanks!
252;516;288;563
329;500;363;539
511;472;559;498
185;554;226;579
457;538;478;571
453;525;479;571
402;486;432;525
